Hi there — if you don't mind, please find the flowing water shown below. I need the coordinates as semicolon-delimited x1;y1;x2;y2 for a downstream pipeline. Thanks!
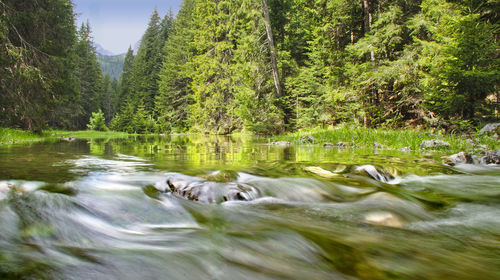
0;135;499;279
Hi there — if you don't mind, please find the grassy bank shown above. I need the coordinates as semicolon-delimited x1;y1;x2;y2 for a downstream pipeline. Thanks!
269;126;498;151
0;128;130;145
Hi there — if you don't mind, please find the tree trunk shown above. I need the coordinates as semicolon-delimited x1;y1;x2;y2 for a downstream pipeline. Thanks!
362;0;375;61
262;0;282;98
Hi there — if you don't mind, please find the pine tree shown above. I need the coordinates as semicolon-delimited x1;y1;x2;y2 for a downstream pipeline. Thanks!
117;46;135;110
0;0;79;132
130;8;164;115
187;0;240;134
74;22;105;129
417;0;500;121
157;0;196;132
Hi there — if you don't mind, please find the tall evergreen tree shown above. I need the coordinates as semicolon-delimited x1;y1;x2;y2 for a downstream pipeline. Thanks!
0;0;78;132
130;8;164;115
157;0;196;132
117;46;135;109
73;22;105;129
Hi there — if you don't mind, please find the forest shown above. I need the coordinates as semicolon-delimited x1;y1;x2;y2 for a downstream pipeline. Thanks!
1;0;499;135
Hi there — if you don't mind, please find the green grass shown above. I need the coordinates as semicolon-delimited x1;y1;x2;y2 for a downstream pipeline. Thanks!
47;130;130;139
0;128;131;145
0;128;45;145
269;126;499;151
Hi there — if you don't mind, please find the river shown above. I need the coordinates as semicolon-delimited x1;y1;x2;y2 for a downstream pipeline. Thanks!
0;135;499;279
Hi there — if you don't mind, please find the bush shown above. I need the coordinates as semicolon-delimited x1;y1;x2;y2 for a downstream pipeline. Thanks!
87;109;108;131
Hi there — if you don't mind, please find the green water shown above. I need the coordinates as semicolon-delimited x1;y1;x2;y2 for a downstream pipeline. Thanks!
1;135;499;279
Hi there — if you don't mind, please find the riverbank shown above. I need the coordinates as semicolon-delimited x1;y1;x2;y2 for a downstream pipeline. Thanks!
0;128;130;145
269;126;499;151
3;126;498;152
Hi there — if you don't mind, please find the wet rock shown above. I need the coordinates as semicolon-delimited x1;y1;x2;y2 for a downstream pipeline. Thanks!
268;141;291;146
300;135;315;144
322;142;350;148
480;150;500;165
399;147;411;153
303;166;339;179
442;152;474;166
335;142;350;148
419;140;450;149
356;165;394;183
364;211;404;228
166;176;258;203
322;142;335;147
479;123;500;136
441;150;499;166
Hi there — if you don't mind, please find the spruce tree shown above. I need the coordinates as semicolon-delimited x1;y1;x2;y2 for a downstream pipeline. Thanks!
0;0;79;132
157;0;196;132
74;22;105;129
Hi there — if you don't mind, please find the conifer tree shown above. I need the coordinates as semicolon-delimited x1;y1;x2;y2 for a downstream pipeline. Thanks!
74;22;105;129
0;0;79;132
157;0;196;132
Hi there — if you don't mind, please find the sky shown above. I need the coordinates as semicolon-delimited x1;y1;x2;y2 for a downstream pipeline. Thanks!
73;0;182;55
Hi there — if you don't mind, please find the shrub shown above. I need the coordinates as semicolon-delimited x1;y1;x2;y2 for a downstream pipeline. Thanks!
87;109;108;131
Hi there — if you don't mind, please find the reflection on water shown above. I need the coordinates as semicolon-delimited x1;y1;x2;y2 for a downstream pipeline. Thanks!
0;135;499;279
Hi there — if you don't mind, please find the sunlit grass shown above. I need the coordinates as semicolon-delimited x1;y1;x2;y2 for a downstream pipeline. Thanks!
0;128;45;145
48;130;130;139
269;126;499;151
0;128;131;145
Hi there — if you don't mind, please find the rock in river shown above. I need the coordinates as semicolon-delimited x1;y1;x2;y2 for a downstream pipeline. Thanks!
268;141;292;146
300;135;315;143
442;150;500;166
442;152;475;166
480;150;500;165
323;142;350;148
303;166;339;179
166;175;259;203
364;211;404;228
356;165;394;183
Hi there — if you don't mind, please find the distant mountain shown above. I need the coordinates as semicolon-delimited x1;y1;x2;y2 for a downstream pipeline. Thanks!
97;54;125;80
94;43;114;56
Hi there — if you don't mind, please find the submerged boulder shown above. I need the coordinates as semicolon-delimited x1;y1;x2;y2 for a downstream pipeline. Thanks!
442;152;475;166
480;150;500;165
166;175;259;203
268;141;292;146
303;166;339;179
364;211;404;228
355;165;394;183
419;140;450;149
442;150;500;166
